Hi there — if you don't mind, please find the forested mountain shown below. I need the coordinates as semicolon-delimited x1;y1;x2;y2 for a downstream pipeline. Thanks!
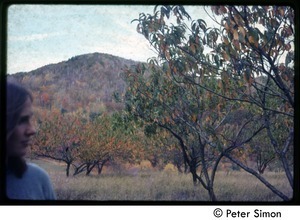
8;52;139;113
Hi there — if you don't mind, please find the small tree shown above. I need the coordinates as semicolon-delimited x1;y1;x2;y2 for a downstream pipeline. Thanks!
32;108;83;176
73;113;140;176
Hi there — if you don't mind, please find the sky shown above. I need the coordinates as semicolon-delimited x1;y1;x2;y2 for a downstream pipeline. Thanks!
7;5;215;74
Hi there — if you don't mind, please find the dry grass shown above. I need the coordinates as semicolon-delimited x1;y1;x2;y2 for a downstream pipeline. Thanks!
214;171;293;201
31;159;293;202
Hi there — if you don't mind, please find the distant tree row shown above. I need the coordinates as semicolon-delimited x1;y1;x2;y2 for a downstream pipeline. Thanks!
30;107;186;177
31;108;135;176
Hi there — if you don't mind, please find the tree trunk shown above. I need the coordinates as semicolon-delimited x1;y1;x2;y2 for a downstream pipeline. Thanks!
97;163;104;175
97;159;109;175
189;162;198;185
176;164;183;173
86;163;96;176
225;153;290;201
184;161;189;173
73;163;87;176
66;163;70;177
208;187;217;201
280;154;293;188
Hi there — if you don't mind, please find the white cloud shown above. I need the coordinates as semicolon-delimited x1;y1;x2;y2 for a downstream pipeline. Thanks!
9;32;64;42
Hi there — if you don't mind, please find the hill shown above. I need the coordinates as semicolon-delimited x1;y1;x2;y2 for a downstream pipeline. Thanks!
7;52;140;113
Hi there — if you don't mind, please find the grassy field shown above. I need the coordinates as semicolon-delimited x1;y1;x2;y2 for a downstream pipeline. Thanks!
31;158;293;202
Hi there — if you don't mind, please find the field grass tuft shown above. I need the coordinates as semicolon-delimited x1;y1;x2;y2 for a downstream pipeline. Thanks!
31;159;293;201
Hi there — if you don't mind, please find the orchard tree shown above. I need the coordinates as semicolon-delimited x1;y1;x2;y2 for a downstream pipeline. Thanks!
124;5;294;201
123;61;264;201
31;108;83;176
209;5;294;189
74;113;140;176
142;125;184;171
73;114;113;176
32;108;141;177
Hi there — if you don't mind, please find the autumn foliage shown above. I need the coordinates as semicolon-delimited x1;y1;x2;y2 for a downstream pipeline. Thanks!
31;108;141;176
124;5;294;201
9;5;294;202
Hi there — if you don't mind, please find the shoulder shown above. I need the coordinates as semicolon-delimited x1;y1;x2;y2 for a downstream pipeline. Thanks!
27;162;47;173
26;162;51;180
26;162;56;199
7;162;56;200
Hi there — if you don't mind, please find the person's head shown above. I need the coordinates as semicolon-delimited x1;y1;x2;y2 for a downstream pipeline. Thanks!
6;82;36;160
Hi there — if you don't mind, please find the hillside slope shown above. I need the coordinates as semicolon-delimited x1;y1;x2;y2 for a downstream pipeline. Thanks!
8;52;140;113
